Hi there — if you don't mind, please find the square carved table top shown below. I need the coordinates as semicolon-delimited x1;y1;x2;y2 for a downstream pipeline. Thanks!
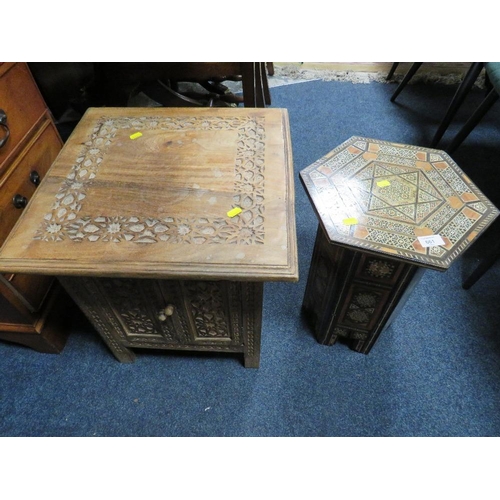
0;107;298;281
300;136;499;271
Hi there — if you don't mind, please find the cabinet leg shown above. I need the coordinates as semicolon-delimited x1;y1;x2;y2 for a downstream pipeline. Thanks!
58;276;137;363
244;351;260;368
242;282;263;368
106;343;136;363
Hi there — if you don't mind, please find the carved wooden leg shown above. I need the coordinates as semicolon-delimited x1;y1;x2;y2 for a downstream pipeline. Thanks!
302;225;425;354
58;276;136;363
242;282;263;368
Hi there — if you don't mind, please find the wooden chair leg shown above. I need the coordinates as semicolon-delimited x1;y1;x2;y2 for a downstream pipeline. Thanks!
266;63;274;76
446;88;499;154
463;240;500;289
262;62;271;106
390;62;423;102
241;62;269;107
386;63;399;80
431;62;484;147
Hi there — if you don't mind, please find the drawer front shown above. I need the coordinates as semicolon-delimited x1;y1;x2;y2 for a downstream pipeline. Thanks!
0;63;46;172
0;122;61;246
0;272;54;314
0;122;61;312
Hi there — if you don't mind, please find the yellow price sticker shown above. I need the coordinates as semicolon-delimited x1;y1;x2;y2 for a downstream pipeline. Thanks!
377;180;391;187
130;132;143;140
343;217;358;226
227;207;242;218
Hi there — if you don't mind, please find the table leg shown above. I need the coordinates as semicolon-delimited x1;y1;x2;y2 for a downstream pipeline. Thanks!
302;225;425;354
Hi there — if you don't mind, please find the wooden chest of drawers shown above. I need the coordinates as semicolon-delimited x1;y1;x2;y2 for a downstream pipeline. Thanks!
0;62;70;353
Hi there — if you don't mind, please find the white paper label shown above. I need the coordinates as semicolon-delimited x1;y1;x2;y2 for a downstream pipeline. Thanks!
417;234;445;248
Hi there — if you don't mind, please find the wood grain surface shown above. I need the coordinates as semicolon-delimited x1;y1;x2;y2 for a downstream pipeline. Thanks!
0;107;298;281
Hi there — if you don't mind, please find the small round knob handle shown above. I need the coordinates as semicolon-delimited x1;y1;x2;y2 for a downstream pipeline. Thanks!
30;170;41;186
158;304;175;321
12;194;28;209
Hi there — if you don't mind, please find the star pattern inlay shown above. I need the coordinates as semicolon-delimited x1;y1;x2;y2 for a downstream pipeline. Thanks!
300;137;499;270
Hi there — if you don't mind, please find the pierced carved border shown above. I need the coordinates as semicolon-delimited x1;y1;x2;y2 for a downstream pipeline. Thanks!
34;115;266;245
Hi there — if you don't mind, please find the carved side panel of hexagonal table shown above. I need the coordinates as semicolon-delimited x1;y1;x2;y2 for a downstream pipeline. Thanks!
300;137;499;354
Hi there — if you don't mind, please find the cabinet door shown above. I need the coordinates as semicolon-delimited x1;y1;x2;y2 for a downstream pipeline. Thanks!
94;278;242;349
162;280;242;347
96;278;176;343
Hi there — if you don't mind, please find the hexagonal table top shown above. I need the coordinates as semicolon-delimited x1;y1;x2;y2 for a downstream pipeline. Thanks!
300;136;499;270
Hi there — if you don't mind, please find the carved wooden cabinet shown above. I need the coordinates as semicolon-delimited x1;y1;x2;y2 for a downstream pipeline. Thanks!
0;107;298;367
59;277;263;365
0;62;70;353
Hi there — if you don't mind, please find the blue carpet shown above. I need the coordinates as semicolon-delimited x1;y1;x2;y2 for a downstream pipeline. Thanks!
1;78;500;439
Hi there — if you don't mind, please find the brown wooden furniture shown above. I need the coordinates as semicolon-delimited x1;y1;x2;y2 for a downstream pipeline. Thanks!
0;107;298;367
96;62;271;108
300;136;499;354
0;62;71;353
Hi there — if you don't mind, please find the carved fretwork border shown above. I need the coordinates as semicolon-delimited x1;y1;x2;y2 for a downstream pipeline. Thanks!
34;115;266;245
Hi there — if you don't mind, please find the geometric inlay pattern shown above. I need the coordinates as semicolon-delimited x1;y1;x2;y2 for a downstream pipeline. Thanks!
344;290;382;326
33;114;266;245
300;136;499;270
363;258;397;280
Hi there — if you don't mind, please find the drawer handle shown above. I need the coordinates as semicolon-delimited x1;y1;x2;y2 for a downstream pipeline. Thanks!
12;194;28;209
158;304;175;321
30;171;41;186
0;109;10;149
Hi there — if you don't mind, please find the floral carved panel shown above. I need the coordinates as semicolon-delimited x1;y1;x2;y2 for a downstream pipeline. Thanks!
34;115;266;245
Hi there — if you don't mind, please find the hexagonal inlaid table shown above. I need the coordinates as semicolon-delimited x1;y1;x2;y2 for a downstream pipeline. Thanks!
300;136;499;354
